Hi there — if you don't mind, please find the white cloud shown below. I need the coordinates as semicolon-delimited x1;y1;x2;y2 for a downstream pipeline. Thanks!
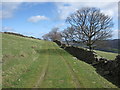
2;26;15;32
55;2;118;20
101;10;114;17
0;2;21;19
55;23;65;27
55;2;118;39
0;2;44;19
2;0;119;2
55;3;79;20
28;15;49;23
1;2;118;20
112;29;120;39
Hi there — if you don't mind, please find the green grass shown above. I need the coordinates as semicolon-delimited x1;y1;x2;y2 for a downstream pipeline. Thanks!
2;33;117;88
78;46;118;60
95;50;118;60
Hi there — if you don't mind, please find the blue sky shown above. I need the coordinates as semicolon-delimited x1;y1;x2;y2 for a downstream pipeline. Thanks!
1;1;119;39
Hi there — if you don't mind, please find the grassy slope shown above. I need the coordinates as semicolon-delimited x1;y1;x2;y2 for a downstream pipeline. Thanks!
95;50;118;60
2;34;117;88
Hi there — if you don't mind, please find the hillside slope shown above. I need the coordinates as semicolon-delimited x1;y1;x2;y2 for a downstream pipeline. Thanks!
95;50;117;60
2;33;117;88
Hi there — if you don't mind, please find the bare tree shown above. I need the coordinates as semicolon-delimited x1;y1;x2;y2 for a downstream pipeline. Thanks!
61;27;76;46
61;29;70;46
66;7;113;51
42;33;50;41
42;27;62;41
49;27;61;41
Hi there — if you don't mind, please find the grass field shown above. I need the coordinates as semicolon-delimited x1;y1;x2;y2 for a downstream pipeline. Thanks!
2;33;117;88
95;50;118;60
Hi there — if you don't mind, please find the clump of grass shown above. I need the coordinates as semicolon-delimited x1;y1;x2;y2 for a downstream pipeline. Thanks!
20;54;25;57
31;46;37;48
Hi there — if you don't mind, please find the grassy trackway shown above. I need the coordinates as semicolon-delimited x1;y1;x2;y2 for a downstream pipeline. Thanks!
2;34;117;88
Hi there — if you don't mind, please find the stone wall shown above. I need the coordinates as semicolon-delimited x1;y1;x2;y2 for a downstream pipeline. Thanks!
94;55;120;87
54;40;120;87
65;46;96;64
54;40;97;64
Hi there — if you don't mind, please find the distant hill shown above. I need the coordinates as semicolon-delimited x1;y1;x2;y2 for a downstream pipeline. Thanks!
63;39;120;53
107;39;119;49
94;39;120;53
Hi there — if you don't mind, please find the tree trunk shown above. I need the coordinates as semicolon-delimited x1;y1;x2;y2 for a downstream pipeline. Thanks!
88;37;92;51
65;38;69;46
89;45;92;51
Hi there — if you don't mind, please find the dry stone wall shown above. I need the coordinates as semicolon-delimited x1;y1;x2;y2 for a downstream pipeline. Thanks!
54;40;120;87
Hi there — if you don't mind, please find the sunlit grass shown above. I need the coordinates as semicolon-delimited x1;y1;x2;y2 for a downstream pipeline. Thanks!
2;33;117;88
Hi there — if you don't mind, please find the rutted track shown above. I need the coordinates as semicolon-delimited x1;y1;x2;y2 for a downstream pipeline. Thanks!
33;42;50;88
51;43;81;88
59;55;81;88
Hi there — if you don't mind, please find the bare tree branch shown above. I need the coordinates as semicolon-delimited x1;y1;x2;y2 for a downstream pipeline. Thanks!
65;7;113;50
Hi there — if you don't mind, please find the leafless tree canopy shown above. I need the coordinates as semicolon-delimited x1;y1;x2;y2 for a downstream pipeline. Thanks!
66;7;113;50
42;33;50;41
61;27;76;45
42;27;62;41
